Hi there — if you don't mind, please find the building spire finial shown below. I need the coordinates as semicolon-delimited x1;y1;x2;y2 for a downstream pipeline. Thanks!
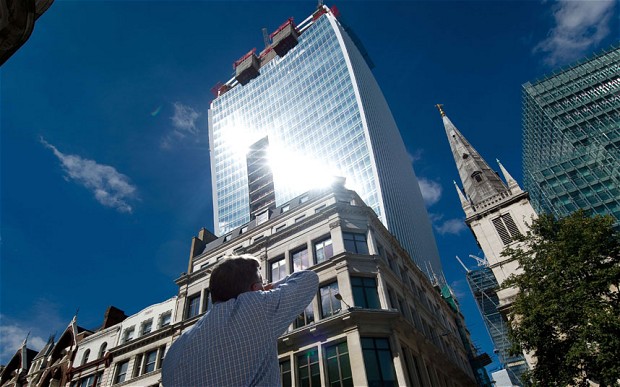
436;104;446;117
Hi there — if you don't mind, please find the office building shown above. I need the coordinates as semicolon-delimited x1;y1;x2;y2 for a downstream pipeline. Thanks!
208;5;443;278
522;46;620;224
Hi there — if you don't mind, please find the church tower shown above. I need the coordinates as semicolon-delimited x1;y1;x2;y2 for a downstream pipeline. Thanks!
437;104;537;309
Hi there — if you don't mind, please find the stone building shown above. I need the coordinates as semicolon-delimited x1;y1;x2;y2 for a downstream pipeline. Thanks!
173;181;479;386
104;299;176;387
438;105;537;374
4;182;484;386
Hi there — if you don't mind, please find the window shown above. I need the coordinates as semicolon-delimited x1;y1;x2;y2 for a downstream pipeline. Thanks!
294;303;315;328
292;248;310;272
280;359;292;387
492;213;521;245
81;349;90;365
275;224;286;233
300;195;309;203
320;282;341;318
297;348;320;387
133;347;165;378
122;327;135;343
295;214;306;223
282;205;290;213
141;319;153;336
325;342;353;387
144;349;158;373
98;343;107;359
361;338;396;386
315;204;326;213
76;372;101;387
376;243;385;261
224;234;232;242
314;237;333;264
132;354;143;377
343;232;368;254
158;345;166;371
240;226;248;234
270;257;287;282
471;171;482;182
114;360;129;384
257;211;269;225
351;277;380;309
186;293;201;318
159;312;172;328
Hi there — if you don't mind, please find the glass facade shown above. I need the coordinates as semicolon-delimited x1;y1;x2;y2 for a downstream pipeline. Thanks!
209;9;442;277
466;267;528;385
522;46;620;224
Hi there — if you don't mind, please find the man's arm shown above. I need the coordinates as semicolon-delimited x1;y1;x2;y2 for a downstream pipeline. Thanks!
261;270;319;336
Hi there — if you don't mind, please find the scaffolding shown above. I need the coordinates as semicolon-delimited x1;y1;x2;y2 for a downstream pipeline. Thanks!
458;256;528;385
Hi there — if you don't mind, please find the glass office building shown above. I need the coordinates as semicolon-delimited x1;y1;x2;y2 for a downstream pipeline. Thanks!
208;6;443;277
522;46;620;224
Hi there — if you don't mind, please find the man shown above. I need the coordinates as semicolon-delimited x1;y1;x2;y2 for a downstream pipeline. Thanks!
162;254;319;386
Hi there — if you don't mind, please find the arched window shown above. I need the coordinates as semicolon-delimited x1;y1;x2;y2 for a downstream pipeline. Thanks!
81;349;90;365
98;342;108;358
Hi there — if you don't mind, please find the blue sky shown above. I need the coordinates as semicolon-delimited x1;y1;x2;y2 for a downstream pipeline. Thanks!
1;0;618;372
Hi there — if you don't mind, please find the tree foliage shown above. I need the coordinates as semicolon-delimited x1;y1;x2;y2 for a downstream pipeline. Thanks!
502;210;620;386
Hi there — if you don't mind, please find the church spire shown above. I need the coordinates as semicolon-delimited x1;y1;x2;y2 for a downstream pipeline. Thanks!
497;159;522;194
437;105;509;207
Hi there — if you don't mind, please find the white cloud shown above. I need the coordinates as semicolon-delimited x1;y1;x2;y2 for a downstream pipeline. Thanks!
434;218;467;236
0;298;71;363
418;177;442;206
41;138;138;213
408;149;424;164
0;320;47;363
161;102;202;149
535;0;616;66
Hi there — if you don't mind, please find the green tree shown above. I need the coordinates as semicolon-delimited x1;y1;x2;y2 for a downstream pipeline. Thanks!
502;210;620;386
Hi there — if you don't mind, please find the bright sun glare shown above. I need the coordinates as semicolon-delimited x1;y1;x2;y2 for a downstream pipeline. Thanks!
266;144;341;193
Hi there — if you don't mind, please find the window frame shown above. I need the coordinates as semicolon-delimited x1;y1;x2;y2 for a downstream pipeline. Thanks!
114;360;129;384
291;246;311;272
297;347;321;387
270;256;287;282
185;293;201;319
314;236;334;264
351;277;380;309
319;282;342;318
324;341;353;387
343;232;369;255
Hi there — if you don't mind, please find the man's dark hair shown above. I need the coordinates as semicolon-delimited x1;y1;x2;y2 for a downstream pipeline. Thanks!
210;255;261;303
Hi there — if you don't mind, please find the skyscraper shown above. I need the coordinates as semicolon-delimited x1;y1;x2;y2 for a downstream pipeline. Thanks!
522;46;620;224
208;5;443;277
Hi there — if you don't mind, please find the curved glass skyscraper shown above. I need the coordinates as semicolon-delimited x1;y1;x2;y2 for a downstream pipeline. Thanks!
209;6;443;277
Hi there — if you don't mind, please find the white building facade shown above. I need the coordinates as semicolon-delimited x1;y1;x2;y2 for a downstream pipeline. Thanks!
175;182;478;386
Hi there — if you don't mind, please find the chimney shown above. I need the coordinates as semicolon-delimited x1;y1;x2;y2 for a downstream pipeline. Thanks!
102;306;127;329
